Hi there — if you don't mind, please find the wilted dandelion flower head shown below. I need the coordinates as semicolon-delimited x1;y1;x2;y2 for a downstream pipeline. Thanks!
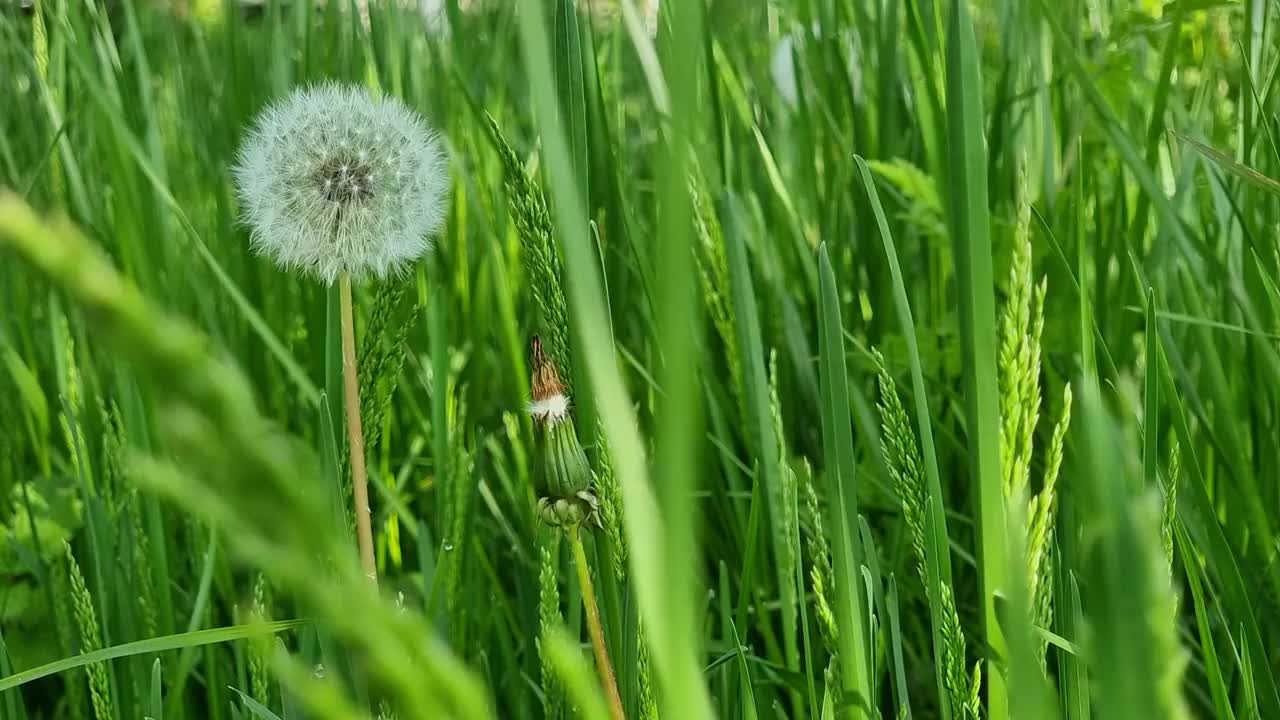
234;83;448;284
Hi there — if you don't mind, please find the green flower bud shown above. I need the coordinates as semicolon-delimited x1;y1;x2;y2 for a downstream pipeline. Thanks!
528;336;599;529
536;416;600;529
541;418;591;498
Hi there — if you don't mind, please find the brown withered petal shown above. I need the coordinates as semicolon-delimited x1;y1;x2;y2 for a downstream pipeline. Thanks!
530;335;566;402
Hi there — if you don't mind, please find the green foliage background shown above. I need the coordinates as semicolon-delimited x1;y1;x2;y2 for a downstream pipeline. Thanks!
1;1;1278;719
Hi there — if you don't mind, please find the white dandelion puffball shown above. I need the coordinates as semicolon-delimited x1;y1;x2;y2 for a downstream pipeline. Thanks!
234;83;449;284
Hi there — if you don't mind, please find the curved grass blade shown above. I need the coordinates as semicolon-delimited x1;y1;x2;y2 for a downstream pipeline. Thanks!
854;154;953;719
0;621;305;692
1170;130;1280;197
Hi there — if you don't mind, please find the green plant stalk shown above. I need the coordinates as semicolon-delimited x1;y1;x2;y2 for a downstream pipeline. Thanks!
816;246;873;718
944;0;1005;715
856;156;954;720
570;527;625;720
340;272;378;584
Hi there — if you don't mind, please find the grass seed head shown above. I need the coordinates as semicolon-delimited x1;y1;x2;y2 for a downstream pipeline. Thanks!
233;83;449;284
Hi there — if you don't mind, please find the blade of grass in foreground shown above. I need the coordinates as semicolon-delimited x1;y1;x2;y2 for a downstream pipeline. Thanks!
0;627;28;719
1078;388;1189;720
1176;524;1236;720
1142;289;1159;491
232;687;285;720
1001;505;1056;720
0;192;492;719
817;244;872;718
943;1;1005;715
514;1;713;717
545;629;612;720
0;621;305;692
1158;342;1280;718
648;0;710;717
722;194;795;670
855;155;953;720
149;658;162;720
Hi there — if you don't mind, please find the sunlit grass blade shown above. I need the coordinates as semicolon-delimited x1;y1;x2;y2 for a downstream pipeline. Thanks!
544;629;612;720
513;1;713;716
148;658;161;720
855;155;953;719
722;192;796;671
233;686;285;720
1176;524;1236;720
1142;289;1159;491
942;1;1005;714
816;244;872;718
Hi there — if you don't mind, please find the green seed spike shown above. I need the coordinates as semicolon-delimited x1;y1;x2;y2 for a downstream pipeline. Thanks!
538;539;565;720
65;542;115;720
872;348;928;586
485;114;573;376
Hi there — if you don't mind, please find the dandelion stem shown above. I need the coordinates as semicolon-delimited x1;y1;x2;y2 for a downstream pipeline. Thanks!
569;526;624;720
339;272;377;584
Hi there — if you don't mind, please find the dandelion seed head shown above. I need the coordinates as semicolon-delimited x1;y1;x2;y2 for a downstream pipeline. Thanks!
233;83;450;284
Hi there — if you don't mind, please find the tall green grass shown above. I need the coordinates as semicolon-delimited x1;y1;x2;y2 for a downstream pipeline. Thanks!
2;1;1279;719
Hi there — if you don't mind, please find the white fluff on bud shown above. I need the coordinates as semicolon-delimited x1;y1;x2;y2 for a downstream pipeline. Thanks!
234;83;449;284
528;393;571;423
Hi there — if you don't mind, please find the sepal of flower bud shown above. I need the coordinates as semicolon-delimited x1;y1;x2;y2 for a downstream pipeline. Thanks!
537;490;602;529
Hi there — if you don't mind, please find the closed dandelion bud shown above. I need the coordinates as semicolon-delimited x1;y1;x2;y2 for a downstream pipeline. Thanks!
542;420;592;499
528;337;599;529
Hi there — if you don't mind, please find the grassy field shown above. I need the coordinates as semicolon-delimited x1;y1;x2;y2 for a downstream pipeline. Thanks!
1;0;1279;718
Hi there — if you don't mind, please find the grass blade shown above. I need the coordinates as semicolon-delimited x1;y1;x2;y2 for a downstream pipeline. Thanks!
942;1;1005;714
855;155;953;719
816;244;872;717
513;1;713;716
0;621;304;693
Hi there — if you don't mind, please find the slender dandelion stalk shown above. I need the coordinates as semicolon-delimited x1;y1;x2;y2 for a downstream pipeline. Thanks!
233;83;449;583
528;337;624;720
570;525;623;719
339;272;377;580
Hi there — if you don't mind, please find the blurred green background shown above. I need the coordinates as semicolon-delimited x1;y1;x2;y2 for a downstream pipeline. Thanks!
1;1;1279;719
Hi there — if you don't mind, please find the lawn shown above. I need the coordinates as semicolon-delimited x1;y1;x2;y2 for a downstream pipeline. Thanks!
1;1;1278;719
